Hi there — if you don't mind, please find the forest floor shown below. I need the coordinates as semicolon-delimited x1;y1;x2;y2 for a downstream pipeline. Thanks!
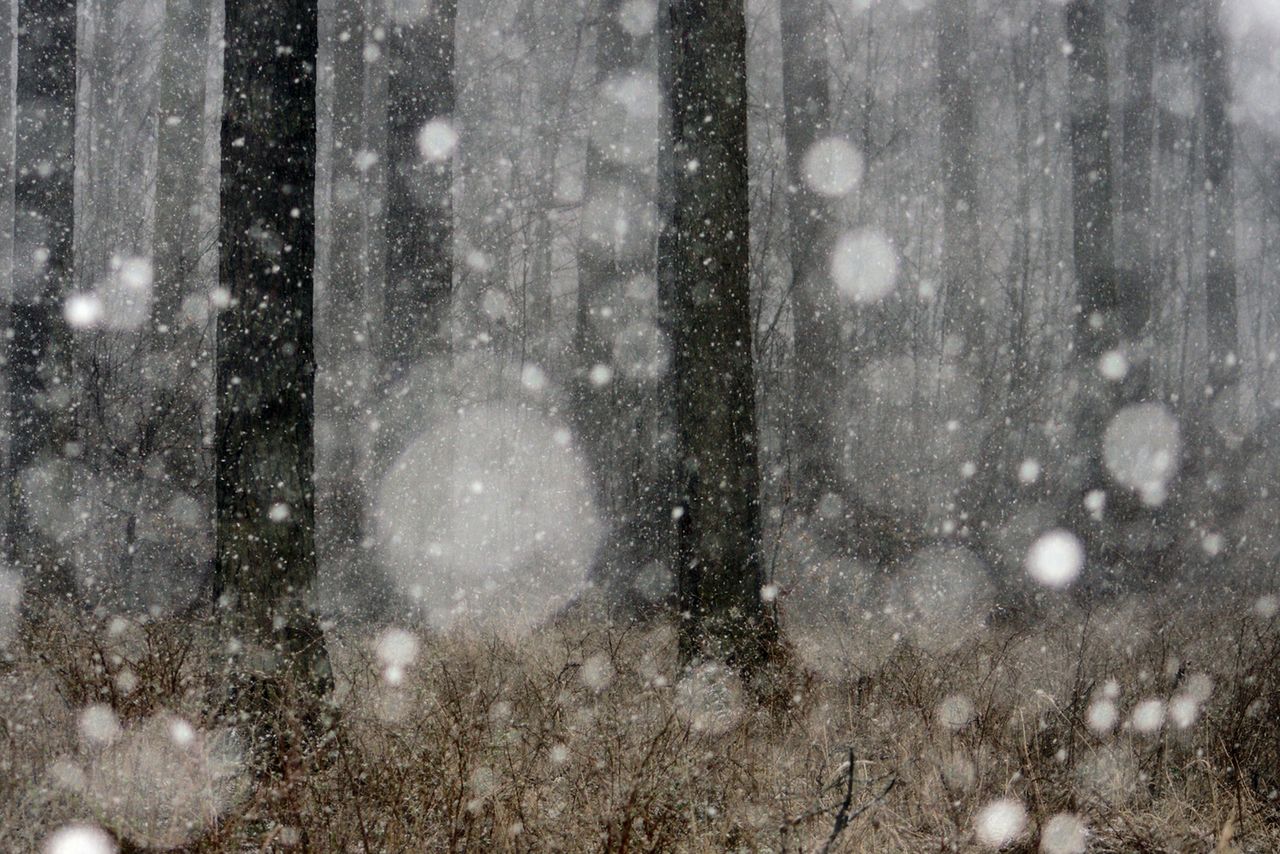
3;591;1280;852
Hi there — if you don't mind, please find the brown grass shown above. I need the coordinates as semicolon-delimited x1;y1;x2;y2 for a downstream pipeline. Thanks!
2;592;1279;852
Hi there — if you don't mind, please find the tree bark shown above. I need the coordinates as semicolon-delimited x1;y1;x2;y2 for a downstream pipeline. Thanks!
1066;0;1118;362
936;0;983;361
1200;2;1237;397
779;0;842;511
317;0;369;571
381;0;456;387
666;0;774;673
574;0;657;592
152;0;212;337
6;0;76;594
216;0;327;684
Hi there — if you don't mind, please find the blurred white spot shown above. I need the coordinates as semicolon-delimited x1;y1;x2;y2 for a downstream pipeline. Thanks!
975;798;1026;849
612;321;669;381
938;694;976;730
1169;693;1201;729
1017;458;1041;484
1130;698;1165;734
1103;403;1181;506
268;502;290;523
1083;489;1106;519
1098;349;1128;381
65;293;104;329
589;363;614;386
82;714;244;848
831;228;897;303
79;704;122;747
1087;698;1117;734
889;546;992;652
417;119;458;162
481;288;511;322
801;137;864;197
1254;594;1279;618
1025;529;1084;589
1040;813;1088;854
675;662;744;735
0;567;19;649
375;402;601;633
760;582;779;603
619;0;657;35
580;653;614;691
376;628;419;685
521;364;547;392
43;825;116;854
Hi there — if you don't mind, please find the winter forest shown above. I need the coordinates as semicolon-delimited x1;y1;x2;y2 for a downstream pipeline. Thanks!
2;0;1280;849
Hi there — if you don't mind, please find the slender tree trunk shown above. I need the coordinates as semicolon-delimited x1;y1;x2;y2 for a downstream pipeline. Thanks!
1119;0;1155;300
7;0;76;595
574;0;655;590
381;0;456;388
317;0;368;572
936;0;983;361
0;1;13;298
216;0;328;685
152;0;212;337
1200;2;1237;397
779;0;841;512
666;0;774;673
1066;0;1117;362
1115;0;1156;401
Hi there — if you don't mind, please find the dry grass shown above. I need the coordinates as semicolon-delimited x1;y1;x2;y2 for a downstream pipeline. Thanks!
3;592;1280;852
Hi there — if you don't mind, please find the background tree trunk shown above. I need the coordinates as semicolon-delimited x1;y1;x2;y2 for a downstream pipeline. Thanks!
936;0;983;363
779;0;841;513
152;0;212;338
1200;1;1237;399
216;0;327;683
667;0;772;673
381;0;456;387
317;0;370;580
7;0;76;596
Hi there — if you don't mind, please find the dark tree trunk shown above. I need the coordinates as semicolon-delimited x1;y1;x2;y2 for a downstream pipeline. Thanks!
936;0;983;361
666;0;774;673
779;0;841;511
6;0;76;594
216;0;327;684
381;0;456;387
317;0;369;572
1066;0;1117;362
0;1;13;296
1119;0;1155;303
1200;3;1237;397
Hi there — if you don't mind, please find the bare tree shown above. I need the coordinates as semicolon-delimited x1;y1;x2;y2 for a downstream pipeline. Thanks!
216;0;328;686
7;0;76;595
1200;0;1238;398
666;0;775;673
780;0;841;512
381;0;456;387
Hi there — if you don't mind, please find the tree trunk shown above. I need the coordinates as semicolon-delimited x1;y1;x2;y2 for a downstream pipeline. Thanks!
381;0;456;388
574;0;656;593
152;0;212;337
6;0;76;595
1065;0;1117;361
779;0;841;511
666;0;774;673
1200;2;1237;397
216;0;328;685
317;0;369;574
936;0;983;362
